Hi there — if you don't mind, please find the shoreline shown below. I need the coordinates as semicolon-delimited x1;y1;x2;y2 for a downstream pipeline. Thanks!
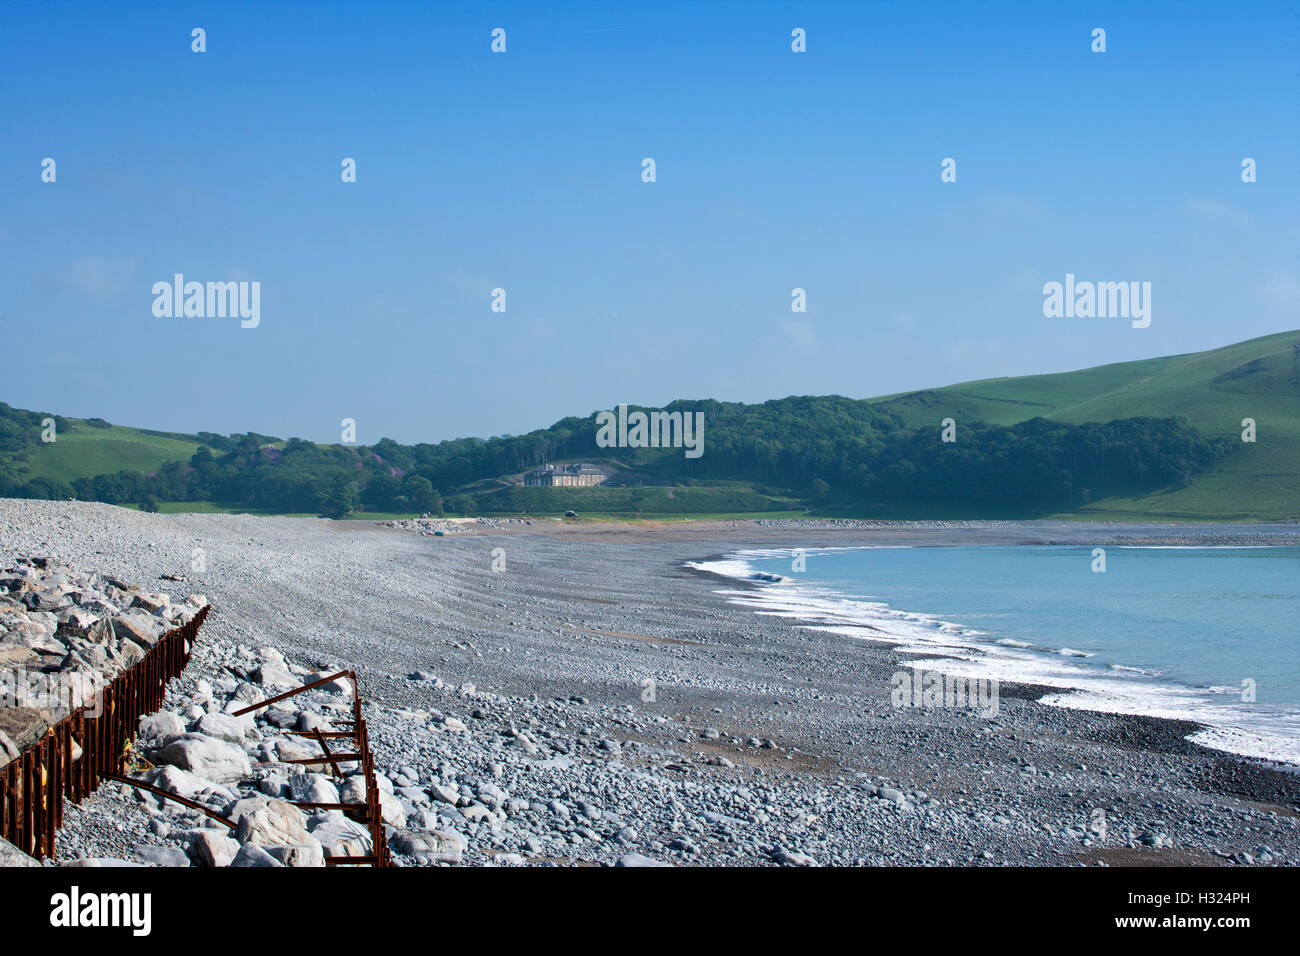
686;546;1300;769
342;516;1300;548
3;498;1298;866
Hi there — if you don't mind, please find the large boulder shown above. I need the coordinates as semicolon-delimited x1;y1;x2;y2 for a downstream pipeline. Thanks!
21;589;69;612
273;736;344;770
133;845;191;868
0;835;39;867
55;606;99;638
338;776;406;827
289;773;340;806
307;811;372;859
391;829;465;864
152;734;251;784
130;592;171;615
307;672;354;698
190;830;240;867
0;645;35;667
265;844;326;868
143;765;237;806
192;712;257;745
230;843;283;867
250;649;299;690
138;711;187;743
111;611;163;649
235;799;315;848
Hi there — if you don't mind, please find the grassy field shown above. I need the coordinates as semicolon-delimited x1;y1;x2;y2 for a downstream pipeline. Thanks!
474;483;803;516
871;329;1300;520
20;423;201;482
140;502;430;520
132;501;812;522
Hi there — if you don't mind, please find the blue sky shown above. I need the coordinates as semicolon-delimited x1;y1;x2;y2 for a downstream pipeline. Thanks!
2;0;1297;444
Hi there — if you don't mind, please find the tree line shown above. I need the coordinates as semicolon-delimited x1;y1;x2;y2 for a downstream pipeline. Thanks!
0;398;1234;517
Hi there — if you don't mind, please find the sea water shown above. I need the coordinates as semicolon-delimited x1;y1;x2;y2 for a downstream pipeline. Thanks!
691;545;1300;765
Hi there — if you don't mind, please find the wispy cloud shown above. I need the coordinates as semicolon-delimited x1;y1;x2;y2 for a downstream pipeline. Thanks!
58;256;138;298
1185;199;1253;229
1257;273;1300;309
782;319;818;354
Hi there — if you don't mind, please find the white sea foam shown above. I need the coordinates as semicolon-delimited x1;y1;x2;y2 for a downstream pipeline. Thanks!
687;549;1300;766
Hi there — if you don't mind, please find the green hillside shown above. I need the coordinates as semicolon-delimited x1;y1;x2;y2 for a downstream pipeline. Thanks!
20;423;202;483
3;331;1296;521
870;330;1300;519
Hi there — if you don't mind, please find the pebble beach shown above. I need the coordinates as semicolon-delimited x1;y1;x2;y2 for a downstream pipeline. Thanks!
2;498;1297;867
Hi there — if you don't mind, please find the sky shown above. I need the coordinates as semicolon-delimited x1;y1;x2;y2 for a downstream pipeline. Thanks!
1;0;1297;445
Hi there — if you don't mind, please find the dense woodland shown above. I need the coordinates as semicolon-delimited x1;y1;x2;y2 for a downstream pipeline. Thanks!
0;399;1233;518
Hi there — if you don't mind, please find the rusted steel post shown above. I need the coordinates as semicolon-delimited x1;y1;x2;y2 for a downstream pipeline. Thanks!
48;730;60;852
99;773;236;829
20;749;33;855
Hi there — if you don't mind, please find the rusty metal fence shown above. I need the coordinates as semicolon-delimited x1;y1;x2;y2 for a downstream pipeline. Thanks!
1;603;391;866
231;670;392;866
0;604;210;860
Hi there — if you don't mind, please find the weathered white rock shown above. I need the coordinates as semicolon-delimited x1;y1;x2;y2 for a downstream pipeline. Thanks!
378;792;407;828
337;776;405;827
430;783;459;804
131;592;171;614
226;795;271;820
297;712;331;733
193;711;257;745
0;835;39;867
251;662;299;690
111;611;162;648
138;711;187;741
133;844;191;867
289;772;340;806
145;765;237;805
235;799;315;848
191;830;240;867
771;848;819;867
616;853;673;867
231;843;283;867
265;843;326;868
307;811;372;859
391;829;465;864
307;672;354;698
153;733;251;783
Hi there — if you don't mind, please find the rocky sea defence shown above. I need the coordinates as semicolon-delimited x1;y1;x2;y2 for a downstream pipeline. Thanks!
0;556;206;722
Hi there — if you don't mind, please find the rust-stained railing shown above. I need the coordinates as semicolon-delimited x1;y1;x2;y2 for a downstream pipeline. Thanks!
232;670;391;866
0;604;210;860
1;604;391;867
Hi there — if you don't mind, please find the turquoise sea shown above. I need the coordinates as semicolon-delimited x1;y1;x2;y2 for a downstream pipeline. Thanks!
693;545;1300;765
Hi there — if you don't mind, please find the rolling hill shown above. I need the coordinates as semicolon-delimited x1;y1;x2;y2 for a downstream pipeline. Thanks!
869;329;1300;519
19;423;203;484
2;330;1297;521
